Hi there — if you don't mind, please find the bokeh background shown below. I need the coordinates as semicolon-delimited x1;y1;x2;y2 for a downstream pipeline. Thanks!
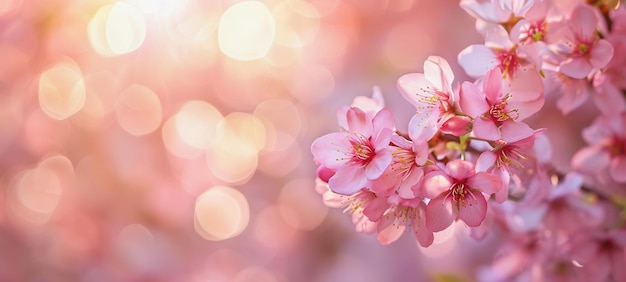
0;0;493;281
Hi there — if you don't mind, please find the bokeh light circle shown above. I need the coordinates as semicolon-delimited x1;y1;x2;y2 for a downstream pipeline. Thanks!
194;185;250;241
115;84;162;136
88;3;146;56
218;1;276;61
38;59;86;120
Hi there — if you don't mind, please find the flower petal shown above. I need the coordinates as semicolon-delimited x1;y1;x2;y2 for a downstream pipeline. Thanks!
422;170;452;198
408;111;437;143
589;39;614;69
423;56;455;94
458;44;497;78
365;149;392;180
560;57;593;79
426;193;456;232
458;190;488;227
571;145;610;173
468;171;503;194
347;107;372;137
460;81;490;118
610;156;626;183
445;159;476;180
411;203;434;247
376;214;406;245
328;166;366;195
311;132;351;169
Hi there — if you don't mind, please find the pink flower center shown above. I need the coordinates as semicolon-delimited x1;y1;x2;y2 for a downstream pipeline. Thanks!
485;93;519;122
526;21;546;42
497;49;520;78
449;182;475;208
347;134;375;165
493;140;526;168
391;147;416;178
607;137;625;156
574;42;591;56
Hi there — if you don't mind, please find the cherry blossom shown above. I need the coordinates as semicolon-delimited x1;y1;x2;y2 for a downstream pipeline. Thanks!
423;160;502;231
572;112;626;183
311;107;395;195
549;4;614;79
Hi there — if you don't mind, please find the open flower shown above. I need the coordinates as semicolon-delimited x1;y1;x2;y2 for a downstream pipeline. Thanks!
311;107;395;195
397;56;458;141
423;160;502;232
550;4;614;79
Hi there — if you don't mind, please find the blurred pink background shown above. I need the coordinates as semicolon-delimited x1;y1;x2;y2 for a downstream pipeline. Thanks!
0;0;494;281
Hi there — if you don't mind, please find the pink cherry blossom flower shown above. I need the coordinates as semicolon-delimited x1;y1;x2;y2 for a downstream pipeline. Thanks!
568;229;626;282
572;112;626;183
311;107;395;195
369;134;429;199
317;178;383;234
397;56;458;141
459;67;543;140
376;198;433;247
461;0;539;34
337;86;386;130
476;122;544;202
423;159;502;232
510;1;549;44
549;4;614;79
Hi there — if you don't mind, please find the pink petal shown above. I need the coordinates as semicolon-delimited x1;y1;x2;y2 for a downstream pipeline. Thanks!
610;156;626;183
513;94;545;121
458;44;497;78
468;171;503;194
422;170;452;198
589;39;614;69
311;132;351;169
485;24;514;50
376;215;406;245
460;81;490;117
506;66;543;102
571;146;611;173
493;168;510;203
458;190;488;227
593;84;626;116
347;107;372;137
397;73;429;108
445;159;476;180
426;193;456;232
373;127;393;151
397;168;424;199
560;57;593;79
372;108;395;138
365;149;392;180
476;151;497;172
411;203;434;247
569;4;599;41
556;81;589;114
472;117;501;141
363;196;389;222
500;121;534;143
408;111;437;143
483;67;504;103
423;56;455;94
328;166;367;195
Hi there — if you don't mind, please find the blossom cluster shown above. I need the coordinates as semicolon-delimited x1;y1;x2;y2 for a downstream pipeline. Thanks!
311;0;626;281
